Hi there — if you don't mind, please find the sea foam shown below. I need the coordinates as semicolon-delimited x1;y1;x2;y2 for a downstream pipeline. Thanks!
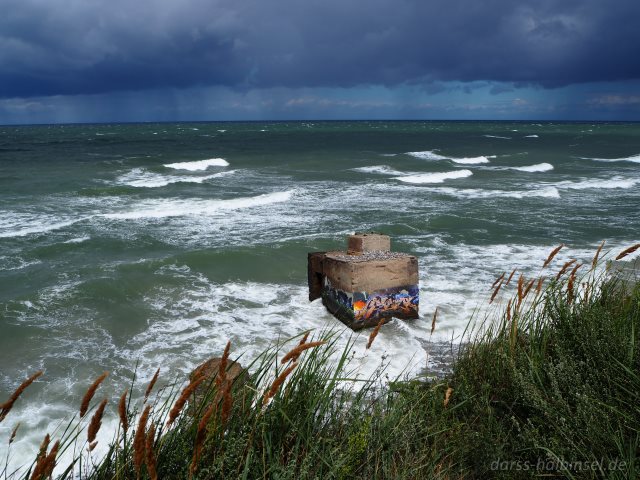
427;186;560;199
407;150;491;164
351;165;406;176
164;158;230;171
581;153;640;164
118;168;235;188
483;135;511;139
555;176;638;190
102;190;295;220
394;169;473;184
511;163;554;173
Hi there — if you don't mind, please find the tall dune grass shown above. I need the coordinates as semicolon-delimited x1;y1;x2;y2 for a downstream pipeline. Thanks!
2;243;639;479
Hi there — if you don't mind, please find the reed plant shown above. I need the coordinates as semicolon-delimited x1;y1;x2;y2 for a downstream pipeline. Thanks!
1;242;638;479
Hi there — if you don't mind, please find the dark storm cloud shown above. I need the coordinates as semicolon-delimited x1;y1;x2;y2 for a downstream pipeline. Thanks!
1;0;639;98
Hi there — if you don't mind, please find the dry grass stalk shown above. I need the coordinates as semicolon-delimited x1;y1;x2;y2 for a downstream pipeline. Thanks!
29;433;50;480
517;274;524;303
9;423;20;444
80;372;109;418
522;278;536;300
0;371;43;423
289;332;310;362
190;402;216;476
491;272;505;289
505;268;517;286
430;307;439;335
535;276;545;296
567;263;582;303
616;243;640;261
543;243;564;268
144;368;160;402
489;279;503;304
31;438;60;480
87;398;108;444
216;341;231;389
366;318;386;349
443;387;453;408
592;240;606;269
221;379;233;424
506;299;512;323
134;404;151;478
118;389;129;433
583;281;591;303
145;424;158;480
281;341;326;363
167;376;206;426
263;362;298;405
556;259;577;280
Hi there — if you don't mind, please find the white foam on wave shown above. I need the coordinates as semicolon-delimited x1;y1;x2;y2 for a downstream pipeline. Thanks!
451;156;491;165
163;158;229;171
0;213;83;239
351;165;406;176
554;176;639;191
0;255;41;270
483;135;511;139
511;163;554;173
427;186;560;199
117;168;235;188
525;135;539;138
581;153;640;164
407;150;448;161
394;169;473;184
407;150;491;164
63;236;90;244
102;190;295;220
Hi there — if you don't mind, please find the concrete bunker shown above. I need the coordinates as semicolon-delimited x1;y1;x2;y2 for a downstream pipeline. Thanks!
308;233;419;330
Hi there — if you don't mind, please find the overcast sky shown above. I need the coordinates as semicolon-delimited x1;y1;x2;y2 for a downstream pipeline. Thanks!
1;0;639;123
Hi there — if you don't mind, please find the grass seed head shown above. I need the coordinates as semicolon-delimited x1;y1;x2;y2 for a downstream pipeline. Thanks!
281;341;326;363
366;318;386;349
615;243;640;261
0;371;43;423
118;389;129;433
543;243;564;268
80;372;109;418
145;424;158;480
134;404;151;477
167;376;206;426
431;307;439;335
144;368;160;402
592;240;606;268
87;398;108;444
263;362;298;405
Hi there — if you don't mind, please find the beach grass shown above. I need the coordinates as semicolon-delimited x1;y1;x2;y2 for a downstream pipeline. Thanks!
2;244;639;479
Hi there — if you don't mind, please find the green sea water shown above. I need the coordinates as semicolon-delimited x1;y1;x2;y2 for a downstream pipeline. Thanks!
1;121;639;464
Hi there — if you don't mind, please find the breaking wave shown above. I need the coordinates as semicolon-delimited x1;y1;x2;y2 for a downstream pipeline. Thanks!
510;163;554;173
117;169;235;188
101;190;295;220
163;158;230;171
394;170;473;184
407;150;492;165
351;165;406;176
581;154;640;164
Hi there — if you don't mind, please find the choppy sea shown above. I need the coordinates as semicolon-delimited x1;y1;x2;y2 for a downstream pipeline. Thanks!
1;120;639;467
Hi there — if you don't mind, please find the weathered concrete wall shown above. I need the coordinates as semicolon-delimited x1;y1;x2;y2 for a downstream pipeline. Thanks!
308;234;419;330
347;233;391;255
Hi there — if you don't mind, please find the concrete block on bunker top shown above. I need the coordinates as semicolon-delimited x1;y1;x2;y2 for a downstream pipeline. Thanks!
347;233;391;255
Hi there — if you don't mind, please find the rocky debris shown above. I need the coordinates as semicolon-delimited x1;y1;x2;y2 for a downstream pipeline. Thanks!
328;250;411;263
